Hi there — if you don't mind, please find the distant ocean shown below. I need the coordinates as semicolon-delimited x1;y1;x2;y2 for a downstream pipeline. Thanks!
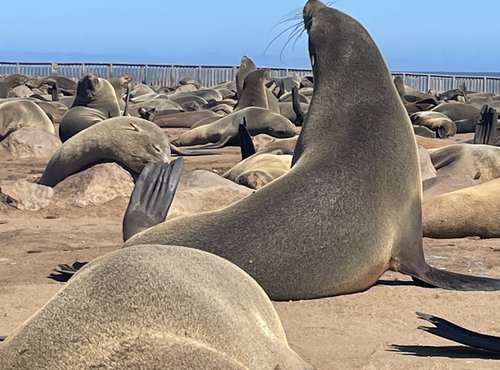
400;71;500;77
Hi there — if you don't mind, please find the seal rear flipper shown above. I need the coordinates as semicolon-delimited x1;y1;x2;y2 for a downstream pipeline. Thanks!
47;261;88;282
238;120;256;160
409;266;500;291
122;159;184;241
416;312;500;354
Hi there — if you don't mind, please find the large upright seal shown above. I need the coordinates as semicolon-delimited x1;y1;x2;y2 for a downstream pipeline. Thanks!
59;74;121;142
0;245;311;369
123;0;500;300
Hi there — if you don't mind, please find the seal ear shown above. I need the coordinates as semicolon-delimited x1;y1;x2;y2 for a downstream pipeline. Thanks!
127;122;144;132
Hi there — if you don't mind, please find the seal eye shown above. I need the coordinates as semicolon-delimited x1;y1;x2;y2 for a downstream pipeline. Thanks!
151;144;162;153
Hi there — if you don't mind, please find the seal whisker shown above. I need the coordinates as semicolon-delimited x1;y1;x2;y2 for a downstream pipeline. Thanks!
264;21;303;54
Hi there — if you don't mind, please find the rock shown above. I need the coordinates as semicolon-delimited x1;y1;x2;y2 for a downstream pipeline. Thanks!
0;180;54;210
0;127;61;158
52;163;134;207
7;85;33;98
169;170;253;219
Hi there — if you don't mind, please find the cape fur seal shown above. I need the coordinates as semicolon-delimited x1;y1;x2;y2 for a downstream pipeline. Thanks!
0;100;55;140
410;111;457;138
39;117;171;187
59;74;121;142
122;0;500;300
173;107;298;148
235;69;271;111
430;144;500;185
0;245;311;369
423;178;500;238
223;151;292;189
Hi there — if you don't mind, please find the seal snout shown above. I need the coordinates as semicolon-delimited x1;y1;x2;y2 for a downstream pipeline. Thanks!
303;0;327;30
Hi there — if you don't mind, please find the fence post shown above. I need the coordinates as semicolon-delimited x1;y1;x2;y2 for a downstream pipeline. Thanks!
108;64;113;78
426;74;431;92
81;63;86;76
16;63;20;74
484;76;487;93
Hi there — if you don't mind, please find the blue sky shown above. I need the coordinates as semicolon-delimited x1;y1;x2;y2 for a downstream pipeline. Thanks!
1;0;499;72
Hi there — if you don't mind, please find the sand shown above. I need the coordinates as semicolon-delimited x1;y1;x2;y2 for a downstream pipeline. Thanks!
0;130;499;369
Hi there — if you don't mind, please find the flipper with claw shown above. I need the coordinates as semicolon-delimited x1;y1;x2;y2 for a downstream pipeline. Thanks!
122;159;184;241
416;312;500;354
48;261;88;282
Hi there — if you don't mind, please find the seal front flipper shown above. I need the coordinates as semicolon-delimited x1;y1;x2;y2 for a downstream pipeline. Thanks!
416;312;500;354
0;336;5;342
48;261;88;282
122;158;184;241
169;143;222;156
291;86;305;126
238;119;256;160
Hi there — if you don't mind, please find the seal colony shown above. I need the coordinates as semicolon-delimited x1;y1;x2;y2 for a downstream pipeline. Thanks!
1;0;500;367
122;0;500;300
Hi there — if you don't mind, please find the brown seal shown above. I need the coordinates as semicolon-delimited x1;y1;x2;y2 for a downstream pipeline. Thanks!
0;245;312;369
121;0;500;300
59;74;121;142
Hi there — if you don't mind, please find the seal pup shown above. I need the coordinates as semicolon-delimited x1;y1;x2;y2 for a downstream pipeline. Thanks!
122;0;500;300
0;245;312;369
415;312;500;355
59;74;121;142
38;117;172;187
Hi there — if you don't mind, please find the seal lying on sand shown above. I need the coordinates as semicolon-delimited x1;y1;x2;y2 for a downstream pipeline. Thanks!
39;117;171;187
59;74;121;142
121;0;500;300
0;100;55;140
173;107;297;148
423;178;500;238
0;245;312;369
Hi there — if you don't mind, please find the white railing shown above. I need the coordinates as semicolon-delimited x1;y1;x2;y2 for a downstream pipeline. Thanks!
0;62;499;94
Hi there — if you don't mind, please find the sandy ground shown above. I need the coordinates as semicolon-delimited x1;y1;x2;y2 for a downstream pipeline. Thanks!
0;130;499;369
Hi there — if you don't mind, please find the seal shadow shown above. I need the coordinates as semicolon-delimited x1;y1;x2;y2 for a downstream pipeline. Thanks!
375;279;417;287
388;344;500;359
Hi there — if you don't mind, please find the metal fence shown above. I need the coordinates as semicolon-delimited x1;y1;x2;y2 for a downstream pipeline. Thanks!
1;62;499;94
